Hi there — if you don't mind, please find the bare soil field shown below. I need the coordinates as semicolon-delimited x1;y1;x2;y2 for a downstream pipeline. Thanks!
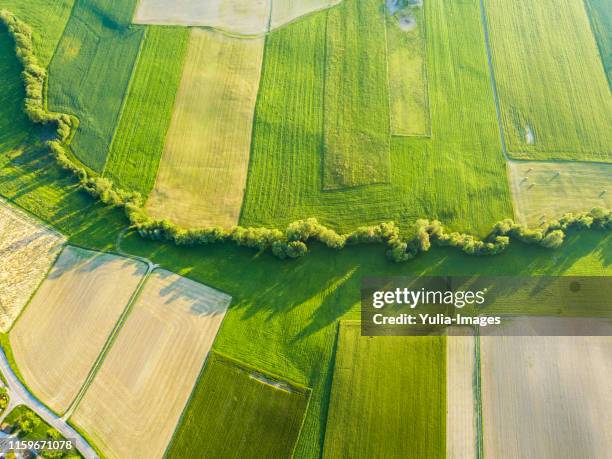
134;0;339;34
0;199;65;332
446;331;476;459
71;269;231;459
9;246;147;414
508;161;612;225
146;29;264;228
481;318;612;458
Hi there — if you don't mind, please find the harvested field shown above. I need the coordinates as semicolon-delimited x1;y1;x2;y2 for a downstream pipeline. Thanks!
146;29;264;228
167;352;310;458
446;331;476;459
0;199;65;332
386;2;430;135
484;0;612;161
71;269;231;459
9;246;146;414
481;319;612;458
323;321;445;458
323;0;391;189
508;161;612;225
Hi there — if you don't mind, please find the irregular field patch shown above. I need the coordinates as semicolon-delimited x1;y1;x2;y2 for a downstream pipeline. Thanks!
0;199;65;332
585;0;611;86
167;352;310;458
271;0;340;30
48;0;144;171
103;26;189;195
323;0;391;189
386;1;430;136
481;319;612;458
242;0;512;235
484;0;612;161
72;269;231;459
508;161;612;225
322;321;445;458
446;332;477;459
146;29;264;228
9;246;146;414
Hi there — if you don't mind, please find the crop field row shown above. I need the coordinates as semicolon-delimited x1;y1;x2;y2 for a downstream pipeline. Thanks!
585;0;611;87
48;0;144;171
386;1;430;136
103;26;189;195
134;0;340;35
508;160;612;226
323;0;391;189
483;0;612;162
322;321;445;458
73;269;231;459
146;29;264;228
242;0;512;235
0;198;65;332
167;352;310;458
10;246;147;414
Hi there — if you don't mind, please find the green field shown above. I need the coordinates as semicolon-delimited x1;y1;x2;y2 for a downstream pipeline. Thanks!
386;2;430;136
484;0;612;161
0;0;74;67
47;0;144;171
323;321;445;458
103;26;189;194
242;0;512;235
167;352;310;458
323;0;391;189
585;0;612;87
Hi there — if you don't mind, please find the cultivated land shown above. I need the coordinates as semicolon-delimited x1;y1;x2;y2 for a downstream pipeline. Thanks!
0;199;65;332
72;269;231;459
134;0;271;35
270;0;340;30
146;29;264;228
481;320;612;458
322;321;445;458
242;0;512;235
484;0;612;161
508;161;612;225
0;0;74;67
10;246;146;414
386;2;430;136
47;0;144;171
585;0;611;86
103;26;189;195
167;352;311;458
446;332;476;459
323;0;391;189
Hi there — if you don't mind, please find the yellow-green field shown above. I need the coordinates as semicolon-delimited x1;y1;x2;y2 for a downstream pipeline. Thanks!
386;2;430;136
508;161;612;225
10;246;146;414
484;0;612;161
271;0;339;30
146;29;264;228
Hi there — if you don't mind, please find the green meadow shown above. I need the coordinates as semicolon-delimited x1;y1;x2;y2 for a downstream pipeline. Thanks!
585;0;612;87
47;0;144;171
103;26;189;194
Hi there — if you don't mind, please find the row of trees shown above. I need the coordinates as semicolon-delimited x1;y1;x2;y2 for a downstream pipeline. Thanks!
1;10;610;263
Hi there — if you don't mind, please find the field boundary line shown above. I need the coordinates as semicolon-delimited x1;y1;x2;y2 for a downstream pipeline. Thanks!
473;330;484;459
582;0;612;90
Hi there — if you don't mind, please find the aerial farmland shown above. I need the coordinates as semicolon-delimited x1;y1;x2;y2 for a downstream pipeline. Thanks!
0;0;609;457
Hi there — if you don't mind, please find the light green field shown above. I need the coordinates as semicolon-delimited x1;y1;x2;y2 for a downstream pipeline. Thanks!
146;29;264;228
386;2;430;136
484;0;612;161
322;321;445;458
103;26;189;195
0;0;75;67
167;352;310;458
323;0;391;189
508;160;612;225
48;0;144;171
271;0;339;30
585;0;612;87
242;0;512;236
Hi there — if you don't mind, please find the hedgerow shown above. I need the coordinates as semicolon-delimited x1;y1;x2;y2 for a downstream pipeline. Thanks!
1;10;610;262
